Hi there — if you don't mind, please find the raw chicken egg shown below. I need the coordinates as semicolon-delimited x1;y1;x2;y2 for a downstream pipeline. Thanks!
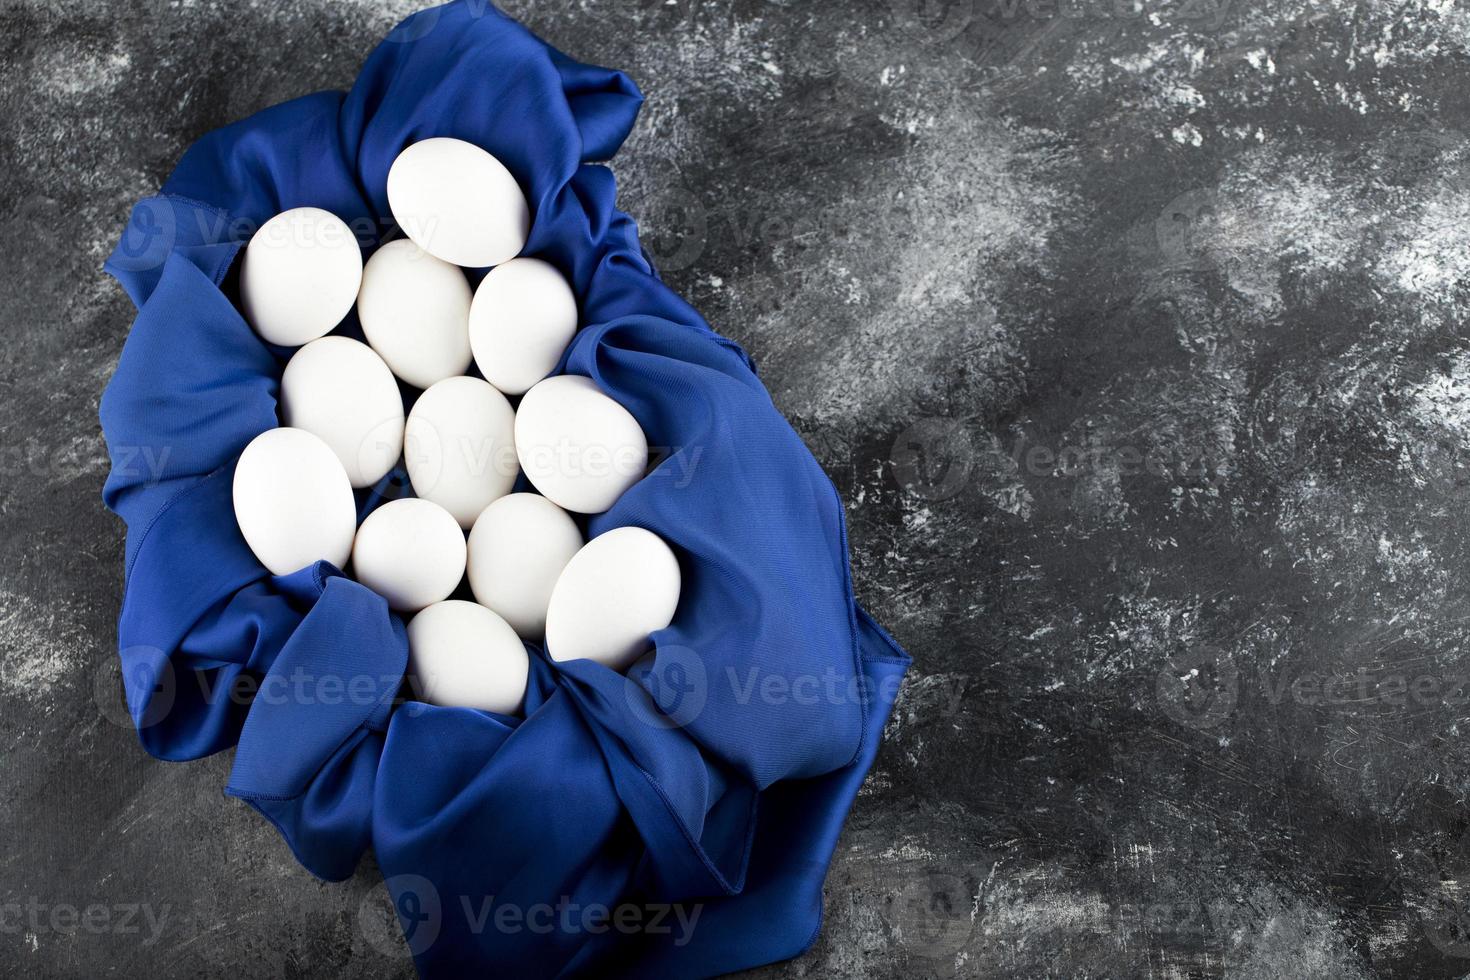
545;526;681;672
407;600;529;715
405;376;517;528
386;138;529;268
514;375;647;514
351;497;466;613
279;336;404;488
232;427;356;576
358;239;473;389
466;493;583;640
239;207;362;347
468;257;578;396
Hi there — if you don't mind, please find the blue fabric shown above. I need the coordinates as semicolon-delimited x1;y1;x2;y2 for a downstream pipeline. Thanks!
99;3;910;976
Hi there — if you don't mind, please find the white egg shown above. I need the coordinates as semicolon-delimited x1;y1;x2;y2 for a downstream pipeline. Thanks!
545;526;681;672
232;427;356;576
468;258;578;396
351;498;466;613
357;239;473;389
467;493;583;639
407;600;529;715
386;138;529;268
405;376;518;529
239;208;362;347
514;375;648;514
279;337;404;488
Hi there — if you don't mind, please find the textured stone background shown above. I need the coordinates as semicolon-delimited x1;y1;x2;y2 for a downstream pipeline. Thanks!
5;0;1470;975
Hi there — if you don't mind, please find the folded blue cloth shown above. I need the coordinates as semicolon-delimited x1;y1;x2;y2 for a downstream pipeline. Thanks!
99;2;910;975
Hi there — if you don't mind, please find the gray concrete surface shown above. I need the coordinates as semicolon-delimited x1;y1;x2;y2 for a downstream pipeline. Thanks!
5;0;1470;975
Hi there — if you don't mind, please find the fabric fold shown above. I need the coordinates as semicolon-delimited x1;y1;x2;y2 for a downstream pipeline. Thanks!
226;572;407;881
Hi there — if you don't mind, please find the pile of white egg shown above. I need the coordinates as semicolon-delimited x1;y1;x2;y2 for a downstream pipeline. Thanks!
230;137;681;717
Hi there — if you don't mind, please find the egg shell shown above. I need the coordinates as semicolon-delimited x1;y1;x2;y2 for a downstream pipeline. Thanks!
407;600;529;715
357;239;473;389
279;336;405;488
467;493;583;639
468;257;578;396
351;498;467;613
405;376;518;528
232;427;356;576
239;208;363;347
386;138;530;268
545;526;681;672
514;375;648;514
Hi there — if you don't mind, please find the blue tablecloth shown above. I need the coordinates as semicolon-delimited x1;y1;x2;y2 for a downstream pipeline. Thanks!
99;3;910;975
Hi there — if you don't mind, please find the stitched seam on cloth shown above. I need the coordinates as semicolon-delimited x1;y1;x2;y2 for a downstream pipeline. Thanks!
632;759;756;897
128;193;245;286
122;469;221;582
174;193;246;286
157;192;234;225
230;794;346;883
712;334;756;373
797;893;825;959
856;606;911;664
223;676;400;800
116;204;250;579
225;787;308;802
209;240;246;287
831;479;867;774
